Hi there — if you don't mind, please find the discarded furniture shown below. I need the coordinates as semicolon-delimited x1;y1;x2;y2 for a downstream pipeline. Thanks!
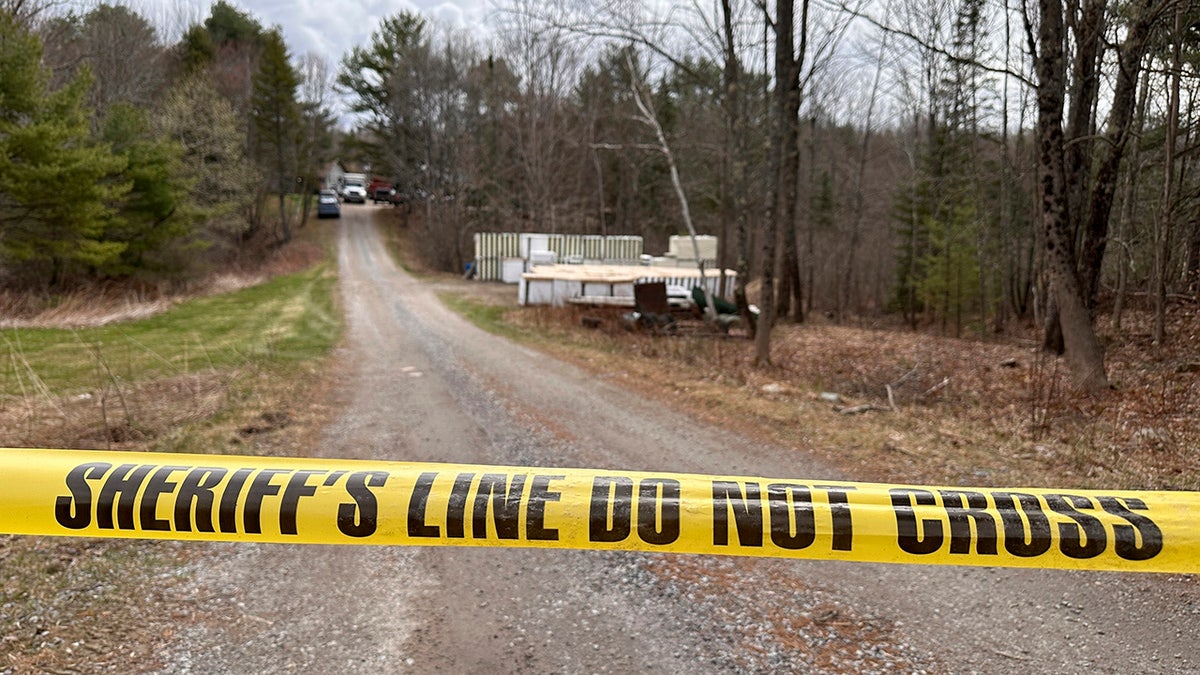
623;281;677;333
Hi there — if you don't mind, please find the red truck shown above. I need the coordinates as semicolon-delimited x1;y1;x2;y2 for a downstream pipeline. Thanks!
367;178;397;204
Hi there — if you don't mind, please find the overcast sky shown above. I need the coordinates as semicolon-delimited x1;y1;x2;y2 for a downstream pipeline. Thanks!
178;0;492;64
162;0;493;125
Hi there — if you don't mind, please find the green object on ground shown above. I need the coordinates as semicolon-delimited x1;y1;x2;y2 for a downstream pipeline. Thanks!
691;287;739;315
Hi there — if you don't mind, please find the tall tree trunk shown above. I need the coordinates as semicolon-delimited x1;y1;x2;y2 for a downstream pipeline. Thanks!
776;0;807;325
276;193;291;244
1044;0;1158;351
1063;0;1106;230
790;0;808;323
778;234;803;320
1034;0;1109;390
722;0;756;335
298;178;312;230
756;0;798;365
842;15;889;321
781;78;803;324
1043;0;1103;355
756;0;806;362
777;250;794;318
1154;0;1184;348
806;115;817;317
1077;0;1157;309
1112;67;1149;333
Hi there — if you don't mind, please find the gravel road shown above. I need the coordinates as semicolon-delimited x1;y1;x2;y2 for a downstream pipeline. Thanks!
163;208;1199;673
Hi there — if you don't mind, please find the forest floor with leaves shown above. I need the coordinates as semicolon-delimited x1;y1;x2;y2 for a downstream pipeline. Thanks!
463;294;1200;494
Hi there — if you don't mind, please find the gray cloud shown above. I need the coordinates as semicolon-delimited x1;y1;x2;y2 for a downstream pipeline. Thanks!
202;0;488;61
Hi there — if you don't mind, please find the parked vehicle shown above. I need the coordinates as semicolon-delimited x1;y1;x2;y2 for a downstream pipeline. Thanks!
341;173;367;203
372;186;397;204
317;189;341;218
367;177;392;195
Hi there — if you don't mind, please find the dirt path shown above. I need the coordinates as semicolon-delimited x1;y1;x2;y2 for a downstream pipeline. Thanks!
163;210;1199;673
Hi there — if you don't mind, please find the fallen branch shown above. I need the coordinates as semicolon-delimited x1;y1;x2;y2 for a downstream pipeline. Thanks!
882;443;919;457
923;376;951;397
888;363;921;388
989;648;1032;661
836;403;891;415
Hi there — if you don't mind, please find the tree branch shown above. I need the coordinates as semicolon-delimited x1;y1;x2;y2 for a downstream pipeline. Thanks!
825;0;1036;87
591;142;666;153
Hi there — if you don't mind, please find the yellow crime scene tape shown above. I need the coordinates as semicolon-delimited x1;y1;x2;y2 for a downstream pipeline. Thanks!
1;447;1196;573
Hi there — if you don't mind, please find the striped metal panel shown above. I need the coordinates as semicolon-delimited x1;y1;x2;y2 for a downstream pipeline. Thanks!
474;233;521;280
581;235;605;261
604;235;643;263
550;235;580;258
474;233;647;280
475;257;499;280
540;234;566;258
634;273;736;297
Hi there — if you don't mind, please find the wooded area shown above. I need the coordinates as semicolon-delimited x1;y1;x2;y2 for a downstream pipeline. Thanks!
3;0;1199;388
0;0;334;291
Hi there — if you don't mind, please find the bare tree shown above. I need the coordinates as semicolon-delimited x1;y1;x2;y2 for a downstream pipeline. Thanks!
838;9;891;320
622;53;719;322
1031;0;1109;389
722;0;759;334
494;0;582;232
1;0;54;26
37;3;168;113
1028;0;1165;355
755;0;806;365
1153;0;1185;347
296;52;336;229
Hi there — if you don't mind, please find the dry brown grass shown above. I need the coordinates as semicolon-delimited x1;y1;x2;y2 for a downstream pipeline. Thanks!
383;218;1200;492
0;239;326;329
0;373;229;450
433;270;1200;494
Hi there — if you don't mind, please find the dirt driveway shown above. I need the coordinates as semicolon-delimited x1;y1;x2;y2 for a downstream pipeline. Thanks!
162;208;1199;673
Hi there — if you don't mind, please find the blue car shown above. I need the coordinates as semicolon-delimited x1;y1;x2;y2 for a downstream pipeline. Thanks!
317;189;340;218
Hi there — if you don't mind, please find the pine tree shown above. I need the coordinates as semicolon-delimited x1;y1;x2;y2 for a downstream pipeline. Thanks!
250;28;301;244
99;102;190;277
204;1;263;47
0;12;127;288
337;12;428;190
179;24;215;74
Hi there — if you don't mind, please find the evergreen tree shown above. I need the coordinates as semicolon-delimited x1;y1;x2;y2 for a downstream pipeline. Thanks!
179;24;215;74
204;1;264;47
337;12;429;191
0;12;127;288
250;28;301;244
99;102;191;277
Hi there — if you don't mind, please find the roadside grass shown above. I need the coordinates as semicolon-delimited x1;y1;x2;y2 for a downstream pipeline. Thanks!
0;222;343;671
0;265;337;397
0;261;339;454
375;205;427;278
437;292;527;343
